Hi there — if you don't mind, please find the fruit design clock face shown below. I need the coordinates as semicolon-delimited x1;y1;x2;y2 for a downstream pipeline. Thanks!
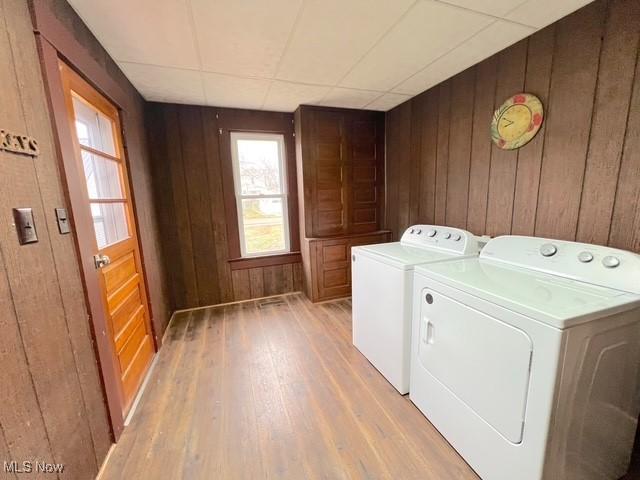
491;93;543;150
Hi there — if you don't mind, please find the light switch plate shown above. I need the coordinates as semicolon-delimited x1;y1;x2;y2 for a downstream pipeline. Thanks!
55;208;71;234
13;208;38;245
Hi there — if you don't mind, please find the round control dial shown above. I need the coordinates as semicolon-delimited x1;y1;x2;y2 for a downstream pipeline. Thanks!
443;232;451;239
417;229;422;235
410;228;415;234
602;255;620;268
578;251;593;263
452;234;461;242
540;243;558;257
426;229;437;237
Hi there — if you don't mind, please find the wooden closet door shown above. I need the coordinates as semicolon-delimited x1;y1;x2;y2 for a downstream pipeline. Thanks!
310;110;347;236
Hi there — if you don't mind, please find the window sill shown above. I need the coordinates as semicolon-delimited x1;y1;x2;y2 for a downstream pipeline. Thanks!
228;252;301;270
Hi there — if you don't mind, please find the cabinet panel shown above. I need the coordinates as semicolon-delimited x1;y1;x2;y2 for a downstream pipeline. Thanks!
306;231;391;302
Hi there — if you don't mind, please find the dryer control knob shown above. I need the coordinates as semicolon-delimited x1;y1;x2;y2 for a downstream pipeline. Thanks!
426;229;437;237
443;232;452;239
602;255;620;268
578;251;593;263
417;229;422;234
540;243;558;257
410;228;415;234
452;234;461;241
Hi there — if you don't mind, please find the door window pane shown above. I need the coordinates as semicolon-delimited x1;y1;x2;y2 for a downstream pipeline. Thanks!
237;139;282;195
82;151;123;199
73;95;117;156
91;202;129;248
241;198;286;255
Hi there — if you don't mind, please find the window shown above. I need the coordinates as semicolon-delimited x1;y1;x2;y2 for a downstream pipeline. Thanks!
230;132;290;257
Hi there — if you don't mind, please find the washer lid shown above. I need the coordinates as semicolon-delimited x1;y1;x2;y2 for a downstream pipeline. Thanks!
415;258;640;329
354;242;464;269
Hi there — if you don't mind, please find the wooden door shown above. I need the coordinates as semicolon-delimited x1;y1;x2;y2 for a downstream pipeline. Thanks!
59;63;155;415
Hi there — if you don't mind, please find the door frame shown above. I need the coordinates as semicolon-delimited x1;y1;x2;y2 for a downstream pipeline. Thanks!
34;28;157;440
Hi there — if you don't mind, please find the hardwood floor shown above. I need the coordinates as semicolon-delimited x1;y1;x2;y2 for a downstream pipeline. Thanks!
99;293;478;479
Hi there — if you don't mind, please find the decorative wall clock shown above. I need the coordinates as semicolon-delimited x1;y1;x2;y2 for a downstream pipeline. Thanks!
491;93;543;150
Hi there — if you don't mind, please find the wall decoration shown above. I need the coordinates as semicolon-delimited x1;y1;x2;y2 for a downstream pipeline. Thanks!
491;93;544;150
0;129;39;156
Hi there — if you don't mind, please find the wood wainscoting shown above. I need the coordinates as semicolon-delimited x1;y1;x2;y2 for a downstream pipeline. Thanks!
98;293;479;479
385;0;640;256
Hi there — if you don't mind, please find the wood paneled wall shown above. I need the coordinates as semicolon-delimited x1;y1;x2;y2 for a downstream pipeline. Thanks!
0;0;110;477
147;103;302;310
385;0;640;256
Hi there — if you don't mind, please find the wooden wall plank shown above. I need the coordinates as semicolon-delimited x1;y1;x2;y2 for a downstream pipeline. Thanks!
408;98;423;226
446;69;475;229
534;1;606;239
417;90;438;225
466;55;497;234
164;105;199;308
0;253;53;472
202;109;234;303
434;82;451;225
511;26;555;236
485;40;528;237
249;268;265;298
178;106;220;306
576;0;640;245
609;38;640;251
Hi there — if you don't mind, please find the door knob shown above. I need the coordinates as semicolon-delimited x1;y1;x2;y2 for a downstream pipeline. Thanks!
94;254;111;269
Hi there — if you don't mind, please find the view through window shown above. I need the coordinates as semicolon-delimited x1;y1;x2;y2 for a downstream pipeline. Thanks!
230;132;290;257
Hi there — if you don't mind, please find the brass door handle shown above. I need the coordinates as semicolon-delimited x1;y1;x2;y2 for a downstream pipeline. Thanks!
94;254;111;269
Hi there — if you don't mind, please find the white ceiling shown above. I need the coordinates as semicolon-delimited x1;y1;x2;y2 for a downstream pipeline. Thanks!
67;0;593;112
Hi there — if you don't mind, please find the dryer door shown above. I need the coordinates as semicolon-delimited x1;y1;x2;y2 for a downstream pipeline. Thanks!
418;288;533;443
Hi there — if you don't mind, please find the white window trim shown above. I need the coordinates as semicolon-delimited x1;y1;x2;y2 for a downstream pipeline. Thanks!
230;131;290;258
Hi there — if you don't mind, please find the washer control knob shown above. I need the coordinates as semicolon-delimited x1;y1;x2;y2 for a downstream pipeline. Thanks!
443;232;452;239
540;243;558;257
452;234;461;242
602;255;620;268
410;228;415;234
578;251;593;263
426;229;437;237
417;229;422;234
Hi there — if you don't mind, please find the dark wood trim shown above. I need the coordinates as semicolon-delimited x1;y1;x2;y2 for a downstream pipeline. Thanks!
216;107;300;259
305;230;392;242
36;37;123;440
228;252;302;271
30;0;128;108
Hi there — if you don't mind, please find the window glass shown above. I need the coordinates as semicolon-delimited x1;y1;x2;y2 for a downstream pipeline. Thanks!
241;198;286;255
231;133;289;257
237;139;282;195
81;151;123;199
72;95;117;156
90;202;129;248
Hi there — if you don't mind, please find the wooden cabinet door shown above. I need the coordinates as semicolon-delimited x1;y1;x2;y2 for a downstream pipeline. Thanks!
347;113;384;234
310;110;347;236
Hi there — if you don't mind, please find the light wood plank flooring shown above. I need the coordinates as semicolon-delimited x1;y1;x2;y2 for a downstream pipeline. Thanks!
100;293;480;479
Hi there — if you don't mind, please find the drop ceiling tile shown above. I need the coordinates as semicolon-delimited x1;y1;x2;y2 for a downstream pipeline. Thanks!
340;1;494;92
365;93;411;111
394;20;534;95
202;72;271;109
505;0;594;29
119;63;205;104
436;0;528;17
319;88;383;109
191;0;303;78
275;0;414;85
67;0;199;69
262;81;331;112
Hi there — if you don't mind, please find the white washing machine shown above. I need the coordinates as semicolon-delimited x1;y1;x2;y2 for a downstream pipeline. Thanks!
410;235;640;480
351;225;483;394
